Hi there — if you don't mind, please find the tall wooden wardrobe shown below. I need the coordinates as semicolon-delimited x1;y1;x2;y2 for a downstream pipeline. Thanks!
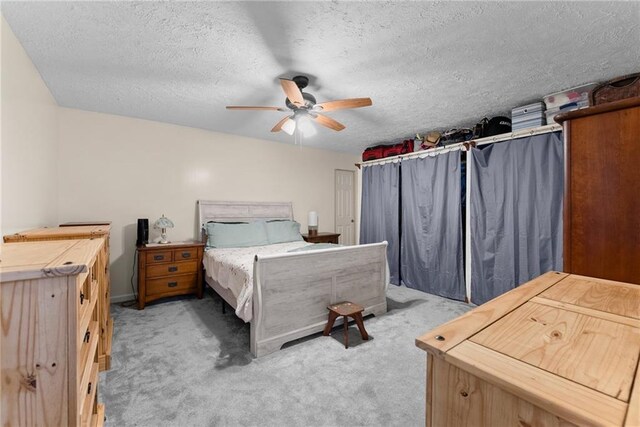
556;97;640;284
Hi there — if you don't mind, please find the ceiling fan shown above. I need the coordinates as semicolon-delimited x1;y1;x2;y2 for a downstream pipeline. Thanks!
226;75;372;136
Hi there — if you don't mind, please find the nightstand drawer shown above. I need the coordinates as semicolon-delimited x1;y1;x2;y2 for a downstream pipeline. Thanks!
146;250;173;264
174;247;197;261
311;236;338;244
146;274;197;296
303;233;340;244
146;260;198;278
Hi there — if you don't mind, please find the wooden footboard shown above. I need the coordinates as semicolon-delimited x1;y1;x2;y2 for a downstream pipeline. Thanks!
251;242;388;357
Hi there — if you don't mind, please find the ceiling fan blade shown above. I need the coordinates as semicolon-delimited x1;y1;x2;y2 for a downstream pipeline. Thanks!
226;106;285;111
271;116;290;133
279;79;305;106
315;98;372;112
312;113;346;131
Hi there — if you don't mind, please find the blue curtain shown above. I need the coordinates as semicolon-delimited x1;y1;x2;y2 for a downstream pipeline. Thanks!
400;152;465;300
360;162;400;285
469;132;564;305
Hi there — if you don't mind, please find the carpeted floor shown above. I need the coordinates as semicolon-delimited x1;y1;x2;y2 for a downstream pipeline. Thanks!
100;285;471;426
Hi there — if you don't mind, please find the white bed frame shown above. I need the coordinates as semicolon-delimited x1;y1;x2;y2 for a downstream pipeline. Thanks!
197;200;388;357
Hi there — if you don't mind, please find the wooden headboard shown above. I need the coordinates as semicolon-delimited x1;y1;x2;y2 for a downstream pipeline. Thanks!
197;200;294;230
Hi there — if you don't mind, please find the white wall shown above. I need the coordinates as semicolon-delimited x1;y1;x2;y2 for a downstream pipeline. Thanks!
0;17;360;300
1;16;59;235
57;108;360;300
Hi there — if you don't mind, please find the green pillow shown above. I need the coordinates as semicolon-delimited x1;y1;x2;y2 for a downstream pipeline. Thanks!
266;220;303;244
206;221;269;248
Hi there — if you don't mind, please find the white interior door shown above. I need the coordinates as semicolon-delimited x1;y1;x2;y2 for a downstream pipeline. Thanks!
335;169;356;245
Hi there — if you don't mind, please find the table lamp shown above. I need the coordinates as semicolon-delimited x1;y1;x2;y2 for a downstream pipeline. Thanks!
154;214;174;244
308;211;318;236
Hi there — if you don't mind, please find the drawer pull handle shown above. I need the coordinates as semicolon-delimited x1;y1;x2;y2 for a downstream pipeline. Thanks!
168;266;178;272
168;282;178;288
84;331;90;343
181;252;191;258
80;293;85;305
87;382;92;394
154;255;164;261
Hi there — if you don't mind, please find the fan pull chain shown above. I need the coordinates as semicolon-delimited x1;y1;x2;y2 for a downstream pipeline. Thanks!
295;126;302;146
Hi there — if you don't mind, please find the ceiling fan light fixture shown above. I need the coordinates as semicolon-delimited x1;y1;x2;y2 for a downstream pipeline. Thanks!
296;113;317;137
281;117;296;135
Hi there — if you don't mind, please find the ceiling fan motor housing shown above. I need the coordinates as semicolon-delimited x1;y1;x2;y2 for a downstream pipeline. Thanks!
292;75;309;89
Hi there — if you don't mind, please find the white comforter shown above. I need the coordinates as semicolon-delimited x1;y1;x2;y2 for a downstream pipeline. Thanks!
203;241;311;322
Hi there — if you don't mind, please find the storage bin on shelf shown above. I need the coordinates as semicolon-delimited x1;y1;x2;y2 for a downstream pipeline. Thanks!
511;101;546;131
544;82;597;123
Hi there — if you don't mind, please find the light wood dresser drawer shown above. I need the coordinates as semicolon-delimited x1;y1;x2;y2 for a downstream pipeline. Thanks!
79;362;99;425
137;242;205;309
77;277;98;352
79;320;99;371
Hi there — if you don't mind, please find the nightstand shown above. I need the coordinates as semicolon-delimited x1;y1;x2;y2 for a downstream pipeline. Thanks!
301;232;341;244
137;241;205;309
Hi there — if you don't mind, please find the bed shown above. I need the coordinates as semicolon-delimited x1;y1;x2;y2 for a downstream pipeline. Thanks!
197;200;389;357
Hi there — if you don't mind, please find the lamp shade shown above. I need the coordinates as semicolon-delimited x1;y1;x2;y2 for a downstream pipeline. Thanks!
154;214;174;229
297;114;317;137
308;211;318;227
281;118;296;135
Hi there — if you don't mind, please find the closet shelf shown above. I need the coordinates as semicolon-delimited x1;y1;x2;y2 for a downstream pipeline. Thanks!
357;123;562;168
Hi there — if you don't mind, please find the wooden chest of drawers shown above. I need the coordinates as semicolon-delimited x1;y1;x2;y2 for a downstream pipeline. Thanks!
1;239;107;426
416;272;640;427
137;242;205;309
4;225;113;371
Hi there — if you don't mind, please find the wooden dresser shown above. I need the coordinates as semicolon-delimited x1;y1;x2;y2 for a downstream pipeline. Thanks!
416;272;640;427
1;239;107;426
556;98;640;284
4;225;113;371
137;241;205;309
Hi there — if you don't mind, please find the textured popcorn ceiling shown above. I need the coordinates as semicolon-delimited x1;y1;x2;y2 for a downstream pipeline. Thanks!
2;2;639;153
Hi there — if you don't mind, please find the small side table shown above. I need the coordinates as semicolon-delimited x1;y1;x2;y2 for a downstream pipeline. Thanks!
302;232;340;244
137;241;205;309
323;301;369;348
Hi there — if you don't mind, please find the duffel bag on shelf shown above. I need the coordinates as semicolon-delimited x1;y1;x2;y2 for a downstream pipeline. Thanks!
362;144;386;161
383;139;414;158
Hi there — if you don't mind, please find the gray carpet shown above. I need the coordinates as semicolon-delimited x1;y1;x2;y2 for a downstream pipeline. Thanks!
100;285;471;426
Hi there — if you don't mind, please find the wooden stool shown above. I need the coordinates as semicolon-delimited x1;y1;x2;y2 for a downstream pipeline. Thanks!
323;301;369;349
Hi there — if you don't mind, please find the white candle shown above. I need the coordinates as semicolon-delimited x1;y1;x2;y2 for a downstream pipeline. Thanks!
308;211;318;227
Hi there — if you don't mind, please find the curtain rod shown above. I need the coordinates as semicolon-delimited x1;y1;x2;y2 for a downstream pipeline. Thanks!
356;123;562;168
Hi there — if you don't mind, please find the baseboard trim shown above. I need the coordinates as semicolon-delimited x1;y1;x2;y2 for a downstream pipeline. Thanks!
111;293;135;304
